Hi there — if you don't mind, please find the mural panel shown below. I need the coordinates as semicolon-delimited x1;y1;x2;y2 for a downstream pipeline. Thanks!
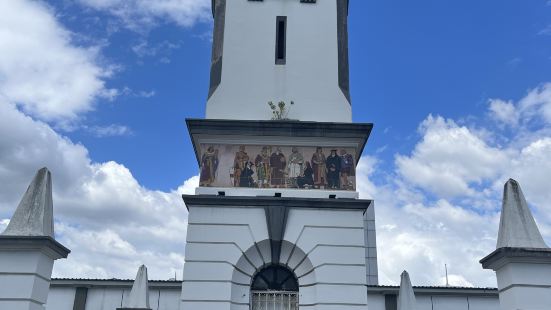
199;144;357;191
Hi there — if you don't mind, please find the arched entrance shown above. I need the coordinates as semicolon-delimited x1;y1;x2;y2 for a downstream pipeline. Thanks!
250;265;299;310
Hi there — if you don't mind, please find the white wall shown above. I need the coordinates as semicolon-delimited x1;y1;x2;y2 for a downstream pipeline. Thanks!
182;205;369;309
495;262;551;310
45;286;181;310
365;293;499;310
46;285;500;310
45;287;75;310
206;0;352;122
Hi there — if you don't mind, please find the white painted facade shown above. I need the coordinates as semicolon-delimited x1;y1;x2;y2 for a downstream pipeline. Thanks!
182;205;369;309
45;282;181;310
0;250;56;310
206;0;352;122
44;282;501;310
495;262;551;310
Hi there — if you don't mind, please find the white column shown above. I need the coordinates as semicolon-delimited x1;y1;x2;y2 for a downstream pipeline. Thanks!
117;265;152;310
0;168;70;310
480;179;551;310
0;237;70;310
481;248;551;310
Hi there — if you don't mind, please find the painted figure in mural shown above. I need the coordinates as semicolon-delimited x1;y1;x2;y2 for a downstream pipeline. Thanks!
239;162;255;187
270;147;287;187
297;161;314;189
199;146;219;187
254;146;271;188
311;147;327;188
326;149;342;189
233;145;250;187
287;147;304;188
340;149;355;190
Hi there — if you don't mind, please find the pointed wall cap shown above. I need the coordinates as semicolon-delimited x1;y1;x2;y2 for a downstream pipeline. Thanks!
397;270;417;310
2;167;54;237
497;179;548;249
123;265;150;309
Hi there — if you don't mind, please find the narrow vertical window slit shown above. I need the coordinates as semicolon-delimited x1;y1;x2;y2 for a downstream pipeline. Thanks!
275;16;287;65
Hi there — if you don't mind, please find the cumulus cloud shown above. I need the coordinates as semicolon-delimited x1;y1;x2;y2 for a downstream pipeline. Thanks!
503;138;551;223
488;99;519;127
396;115;508;198
0;0;115;122
375;83;551;286
0;0;199;280
489;83;551;129
0;100;198;279
78;0;211;31
357;157;499;287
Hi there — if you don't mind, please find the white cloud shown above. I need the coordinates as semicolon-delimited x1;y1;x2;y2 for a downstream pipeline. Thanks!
518;82;551;124
131;40;181;59
356;157;500;287
0;0;198;280
504;138;551;224
488;99;519;127
0;100;198;279
396;115;509;198
489;83;551;129
0;0;115;122
78;0;211;31
89;124;133;137
374;83;551;286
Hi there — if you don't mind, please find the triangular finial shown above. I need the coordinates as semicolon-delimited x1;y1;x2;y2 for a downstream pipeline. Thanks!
124;265;150;309
497;179;548;249
397;270;417;310
1;167;54;237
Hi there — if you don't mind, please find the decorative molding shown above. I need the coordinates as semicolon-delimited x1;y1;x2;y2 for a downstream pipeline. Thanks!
183;195;372;212
0;236;70;260
186;118;373;166
499;283;551;294
0;298;44;305
480;247;551;270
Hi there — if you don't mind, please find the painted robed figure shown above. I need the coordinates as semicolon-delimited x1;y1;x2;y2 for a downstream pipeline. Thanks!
255;146;271;188
326;149;342;189
340;149;355;190
270;148;287;187
200;146;219;186
233;145;249;187
287;147;304;187
311;147;327;188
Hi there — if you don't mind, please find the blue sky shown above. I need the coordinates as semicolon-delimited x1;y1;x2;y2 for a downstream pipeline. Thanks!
50;0;551;192
1;0;551;286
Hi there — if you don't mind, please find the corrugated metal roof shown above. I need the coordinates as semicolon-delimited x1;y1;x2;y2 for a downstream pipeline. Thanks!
51;278;498;295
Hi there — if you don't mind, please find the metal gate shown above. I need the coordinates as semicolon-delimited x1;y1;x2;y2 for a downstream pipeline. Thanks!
251;291;299;310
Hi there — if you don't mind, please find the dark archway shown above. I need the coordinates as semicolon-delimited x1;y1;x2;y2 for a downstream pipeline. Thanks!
251;265;299;292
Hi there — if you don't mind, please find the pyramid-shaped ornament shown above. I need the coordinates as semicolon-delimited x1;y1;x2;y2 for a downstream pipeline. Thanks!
2;167;54;237
397;270;417;310
119;265;151;310
497;179;548;249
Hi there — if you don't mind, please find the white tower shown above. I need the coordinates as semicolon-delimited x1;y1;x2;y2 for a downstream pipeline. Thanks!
206;0;352;122
182;1;377;309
